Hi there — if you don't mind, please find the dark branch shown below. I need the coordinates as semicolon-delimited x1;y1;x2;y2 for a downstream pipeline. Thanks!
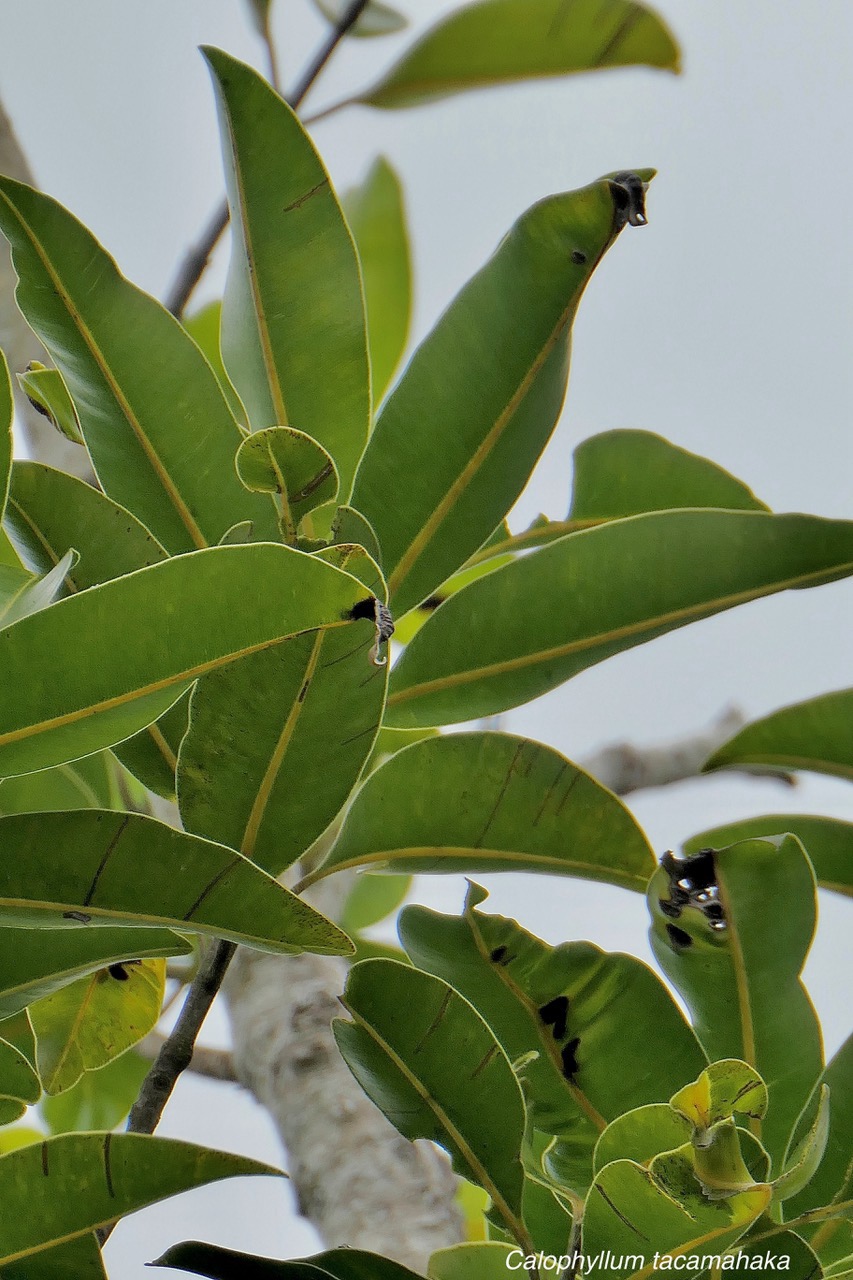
164;0;371;318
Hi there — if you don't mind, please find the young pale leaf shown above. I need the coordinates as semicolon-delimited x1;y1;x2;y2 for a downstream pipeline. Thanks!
785;1033;853;1224
30;959;165;1095
0;1234;107;1280
0;543;369;777
686;814;853;899
152;1240;425;1277
334;958;529;1246
705;689;853;782
772;1085;830;1202
0;810;352;956
0;923;189;1018
0;549;76;628
235;427;339;539
355;0;679;110
387;510;853;727
0;350;11;521
312;0;407;38
304;732;655;892
400;884;706;1146
16;363;83;445
41;1049;150;1135
0;1037;41;1126
204;49;370;497
648;836;823;1166
0;176;276;553
0;1133;281;1265
669;1060;768;1135
569;429;768;520
344;157;412;403
593;1105;693;1175
582;1157;770;1277
353;171;655;617
178;545;387;875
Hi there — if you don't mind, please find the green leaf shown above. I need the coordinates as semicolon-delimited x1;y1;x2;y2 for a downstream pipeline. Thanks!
387;510;853;727
669;1060;768;1137
357;0;679;110
178;545;387;876
593;1105;692;1174
0;1233;107;1280
0;1037;40;1126
114;694;190;801
428;1243;518;1279
0;810;353;955
0;922;188;1018
569;429;768;520
648;837;823;1167
736;1231;823;1280
685;815;853;898
4;461;168;591
582;1157;770;1277
0;550;76;628
235;427;339;540
0;351;13;519
400;884;706;1145
16;363;84;445
705;689;853;782
786;1033;853;1225
306;732;656;891
151;1240;425;1277
342;873;412;934
344;157;412;403
0;1132;280;1265
334;958;530;1247
0;542;369;777
204;48;370;498
41;1048;149;1135
353;171;655;617
773;1085;830;1202
29;959;164;1095
0;177;276;554
183;300;245;422
0;754;115;817
312;0;407;38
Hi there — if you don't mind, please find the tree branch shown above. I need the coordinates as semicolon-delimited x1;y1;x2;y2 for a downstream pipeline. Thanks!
164;0;371;318
138;1031;237;1084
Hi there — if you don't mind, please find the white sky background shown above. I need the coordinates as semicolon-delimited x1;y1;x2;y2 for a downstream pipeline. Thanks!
0;1;852;1273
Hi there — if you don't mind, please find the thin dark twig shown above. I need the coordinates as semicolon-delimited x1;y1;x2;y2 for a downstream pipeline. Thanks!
164;0;370;319
126;939;237;1134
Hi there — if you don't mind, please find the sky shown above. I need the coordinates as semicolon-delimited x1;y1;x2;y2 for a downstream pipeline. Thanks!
0;1;851;1274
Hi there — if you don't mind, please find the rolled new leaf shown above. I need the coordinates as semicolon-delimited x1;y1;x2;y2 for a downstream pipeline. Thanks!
784;1032;853;1221
302;732;655;892
17;363;83;445
205;49;370;498
352;171;655;617
0;176;277;553
334;958;530;1248
0;810;352;956
704;688;853;782
355;0;679;110
0;1133;281;1265
387;510;853;727
0;542;369;777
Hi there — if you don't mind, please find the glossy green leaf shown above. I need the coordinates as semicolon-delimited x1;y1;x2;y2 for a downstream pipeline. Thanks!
178;545;387;875
183;300;245;422
329;505;382;566
0;754;115;817
428;1243;517;1279
593;1105;692;1174
306;732;655;891
0;351;13;519
0;810;352;955
685;815;853;898
205;49;370;497
344;157;412;403
583;1156;770;1277
334;958;530;1247
387;510;853;727
41;1048;149;1135
0;549;75;628
342;873;412;933
235;427;339;540
16;363;83;445
648;837;823;1167
353;171;654;617
773;1085;830;1202
0;1037;40;1126
29;959;164;1095
0;1133;280;1264
705;689;853;782
569;429;768;520
0;1233;107;1280
0;528;19;569
0;922;188;1018
0;542;369;777
786;1033;853;1228
356;0;679;110
0;176;276;554
312;0;407;38
400;883;705;1146
152;1240;424;1277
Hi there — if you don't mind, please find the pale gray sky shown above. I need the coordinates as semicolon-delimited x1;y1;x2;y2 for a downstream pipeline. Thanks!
0;2;851;1274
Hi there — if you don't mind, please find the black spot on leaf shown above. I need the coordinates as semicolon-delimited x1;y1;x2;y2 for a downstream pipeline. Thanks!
539;995;570;1041
561;1036;581;1081
489;945;508;964
666;923;692;951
